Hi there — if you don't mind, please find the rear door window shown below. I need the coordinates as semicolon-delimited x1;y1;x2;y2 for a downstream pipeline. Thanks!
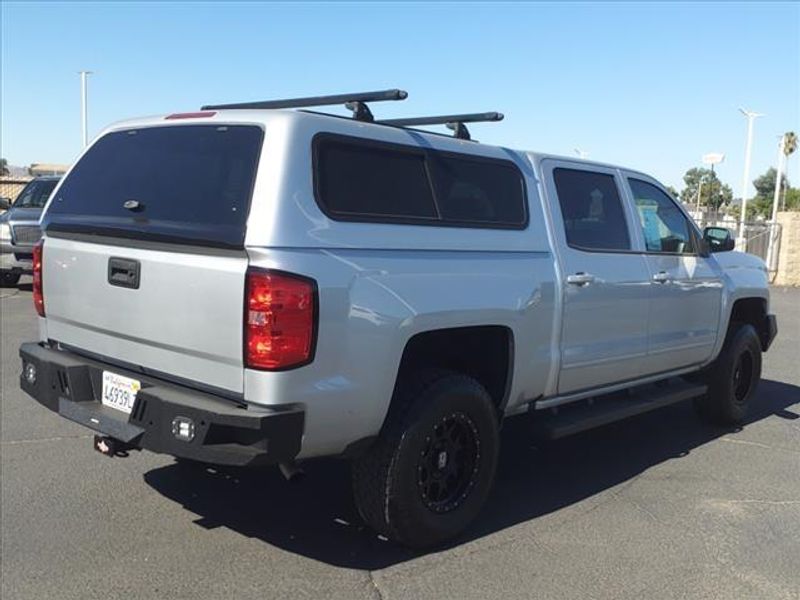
43;125;263;248
428;153;526;225
316;140;437;220
552;168;631;251
314;134;527;228
14;179;59;208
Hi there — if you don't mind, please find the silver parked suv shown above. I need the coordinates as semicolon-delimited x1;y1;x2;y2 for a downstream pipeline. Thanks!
19;90;776;547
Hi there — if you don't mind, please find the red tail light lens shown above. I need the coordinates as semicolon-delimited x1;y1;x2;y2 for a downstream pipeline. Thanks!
245;270;316;370
32;240;45;317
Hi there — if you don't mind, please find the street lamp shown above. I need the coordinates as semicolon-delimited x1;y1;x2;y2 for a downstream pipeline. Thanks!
737;108;764;250
79;70;93;148
765;134;788;271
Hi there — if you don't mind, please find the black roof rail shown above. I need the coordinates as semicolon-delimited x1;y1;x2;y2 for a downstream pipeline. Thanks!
378;112;503;140
201;89;408;122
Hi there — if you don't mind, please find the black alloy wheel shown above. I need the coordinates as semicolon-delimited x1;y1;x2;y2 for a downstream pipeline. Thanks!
416;411;481;514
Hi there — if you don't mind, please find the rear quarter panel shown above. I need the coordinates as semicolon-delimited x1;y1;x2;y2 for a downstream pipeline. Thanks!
244;247;556;458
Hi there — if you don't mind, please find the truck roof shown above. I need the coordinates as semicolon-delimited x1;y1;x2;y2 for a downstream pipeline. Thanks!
100;108;641;178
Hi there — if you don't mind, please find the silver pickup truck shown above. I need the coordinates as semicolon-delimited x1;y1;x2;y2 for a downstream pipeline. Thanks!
18;90;777;547
0;176;59;286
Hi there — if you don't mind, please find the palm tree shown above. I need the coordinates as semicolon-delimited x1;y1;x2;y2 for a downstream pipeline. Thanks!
781;132;797;211
783;131;798;157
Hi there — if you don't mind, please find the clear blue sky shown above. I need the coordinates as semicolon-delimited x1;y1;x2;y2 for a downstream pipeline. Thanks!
2;1;798;196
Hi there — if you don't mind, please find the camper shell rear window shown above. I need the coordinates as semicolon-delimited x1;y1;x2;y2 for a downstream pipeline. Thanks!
313;134;528;229
42;124;263;249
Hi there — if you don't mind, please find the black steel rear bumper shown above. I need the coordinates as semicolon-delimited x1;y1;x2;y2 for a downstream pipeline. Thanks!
19;342;304;467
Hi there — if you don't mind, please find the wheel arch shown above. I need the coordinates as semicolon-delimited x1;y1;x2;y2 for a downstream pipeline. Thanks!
388;325;515;422
726;296;773;351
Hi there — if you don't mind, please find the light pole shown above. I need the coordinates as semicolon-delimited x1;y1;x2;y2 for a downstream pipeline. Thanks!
737;108;764;250
79;70;93;148
765;135;787;271
695;177;704;214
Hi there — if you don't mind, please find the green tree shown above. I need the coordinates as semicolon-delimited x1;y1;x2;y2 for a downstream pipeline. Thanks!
745;167;796;218
680;167;733;211
749;196;773;219
0;158;8;176
726;202;760;222
752;167;788;201
666;185;680;200
783;187;800;211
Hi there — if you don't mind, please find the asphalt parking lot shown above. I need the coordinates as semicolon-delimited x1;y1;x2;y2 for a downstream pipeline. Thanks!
1;281;798;600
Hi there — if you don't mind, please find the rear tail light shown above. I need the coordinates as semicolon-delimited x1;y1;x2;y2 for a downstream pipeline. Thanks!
33;240;45;317
245;269;317;370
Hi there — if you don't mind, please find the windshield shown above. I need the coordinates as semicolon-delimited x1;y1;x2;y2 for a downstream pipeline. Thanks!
14;179;59;209
42;124;263;248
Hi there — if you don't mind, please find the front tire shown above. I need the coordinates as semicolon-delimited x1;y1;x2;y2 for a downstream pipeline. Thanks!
694;323;762;425
352;371;499;548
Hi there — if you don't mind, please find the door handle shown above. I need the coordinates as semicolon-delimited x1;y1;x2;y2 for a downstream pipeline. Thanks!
652;271;671;284
108;257;141;289
566;272;596;286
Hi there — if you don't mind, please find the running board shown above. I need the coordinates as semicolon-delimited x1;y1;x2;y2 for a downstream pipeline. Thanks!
533;379;707;440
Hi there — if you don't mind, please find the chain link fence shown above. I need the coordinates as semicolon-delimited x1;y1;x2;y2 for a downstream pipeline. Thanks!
0;176;33;202
694;214;782;274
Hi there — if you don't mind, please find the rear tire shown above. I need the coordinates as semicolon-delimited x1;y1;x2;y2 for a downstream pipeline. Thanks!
0;271;20;287
694;323;762;425
352;371;499;548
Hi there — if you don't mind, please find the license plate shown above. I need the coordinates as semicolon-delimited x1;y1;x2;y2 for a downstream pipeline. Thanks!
101;371;141;414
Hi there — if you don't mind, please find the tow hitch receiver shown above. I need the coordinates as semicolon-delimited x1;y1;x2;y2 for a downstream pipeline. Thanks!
93;435;135;458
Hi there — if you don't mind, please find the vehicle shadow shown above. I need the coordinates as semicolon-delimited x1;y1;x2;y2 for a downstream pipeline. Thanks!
0;282;31;295
143;378;799;569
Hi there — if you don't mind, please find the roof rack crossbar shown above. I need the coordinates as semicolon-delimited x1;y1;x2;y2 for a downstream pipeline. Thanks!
201;89;408;122
378;112;503;127
378;112;504;140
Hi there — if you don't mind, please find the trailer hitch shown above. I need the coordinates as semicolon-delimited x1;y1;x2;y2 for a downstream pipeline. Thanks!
93;435;137;458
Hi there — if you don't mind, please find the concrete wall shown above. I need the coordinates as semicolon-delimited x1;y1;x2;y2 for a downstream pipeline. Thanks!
775;212;800;286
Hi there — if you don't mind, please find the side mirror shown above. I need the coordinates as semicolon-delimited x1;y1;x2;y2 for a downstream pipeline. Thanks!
0;197;11;211
703;226;735;253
